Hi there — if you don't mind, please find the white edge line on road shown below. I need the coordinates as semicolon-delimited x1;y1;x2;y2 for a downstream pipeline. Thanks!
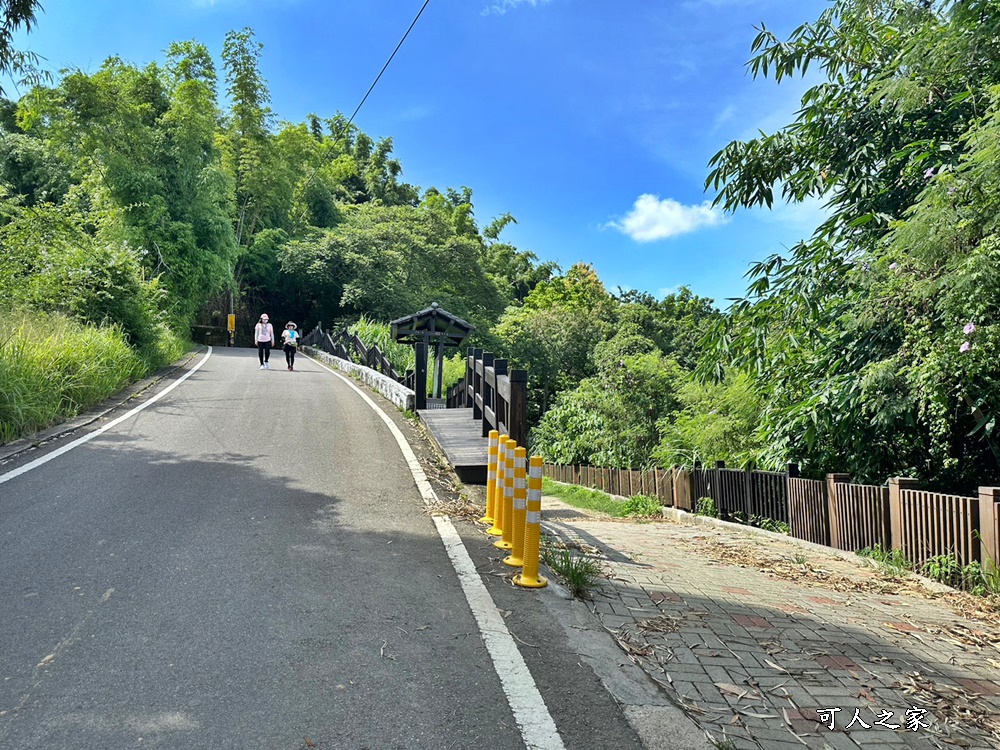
307;353;566;750
0;347;214;486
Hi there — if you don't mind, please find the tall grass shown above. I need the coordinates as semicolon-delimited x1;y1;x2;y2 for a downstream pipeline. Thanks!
0;309;185;444
348;316;414;372
347;315;467;396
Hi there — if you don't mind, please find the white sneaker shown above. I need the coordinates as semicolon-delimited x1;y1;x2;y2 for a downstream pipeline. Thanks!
260;365;265;370
264;362;269;369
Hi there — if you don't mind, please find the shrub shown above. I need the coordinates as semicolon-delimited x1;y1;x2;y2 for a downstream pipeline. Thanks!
620;494;663;517
695;497;719;518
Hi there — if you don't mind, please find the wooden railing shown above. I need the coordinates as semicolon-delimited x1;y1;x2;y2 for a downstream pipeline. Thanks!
544;464;675;504
896;484;980;567
300;325;416;391
444;347;528;448
544;460;1000;569
689;461;791;524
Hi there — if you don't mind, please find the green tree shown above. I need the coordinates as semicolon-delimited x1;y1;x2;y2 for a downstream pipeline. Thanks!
495;263;614;418
0;198;165;352
280;202;505;329
531;327;684;467
219;27;288;246
18;52;236;322
480;212;558;304
703;0;1000;487
614;287;719;369
0;1;46;96
653;371;765;469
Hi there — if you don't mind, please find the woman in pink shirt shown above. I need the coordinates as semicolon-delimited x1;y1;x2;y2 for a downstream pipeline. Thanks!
254;314;275;369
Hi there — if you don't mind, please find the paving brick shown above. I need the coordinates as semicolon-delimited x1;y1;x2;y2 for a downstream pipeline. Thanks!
598;614;631;630
955;678;1000;696
591;600;614;614
817;655;858;670
805;595;841;606
670;679;698;700
747;726;816;748
536;494;1000;750
649;590;683;604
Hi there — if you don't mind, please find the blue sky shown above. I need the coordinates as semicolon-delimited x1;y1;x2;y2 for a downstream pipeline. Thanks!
10;0;831;308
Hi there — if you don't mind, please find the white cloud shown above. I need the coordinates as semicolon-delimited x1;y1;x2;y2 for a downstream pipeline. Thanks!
610;194;727;242
483;0;551;15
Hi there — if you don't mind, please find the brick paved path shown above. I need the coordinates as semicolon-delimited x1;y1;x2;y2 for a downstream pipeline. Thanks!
539;499;1000;750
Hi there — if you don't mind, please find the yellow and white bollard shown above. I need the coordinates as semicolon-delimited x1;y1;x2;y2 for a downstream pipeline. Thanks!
504;447;528;567
514;456;548;588
488;435;507;536
494;439;515;551
479;430;499;526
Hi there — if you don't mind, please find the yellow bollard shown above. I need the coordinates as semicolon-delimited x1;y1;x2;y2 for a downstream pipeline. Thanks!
504;447;528;567
493;439;515;551
479;430;499;525
488;436;507;536
515;456;548;588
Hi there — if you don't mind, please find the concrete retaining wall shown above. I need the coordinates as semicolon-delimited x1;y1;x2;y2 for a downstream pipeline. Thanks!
302;346;415;411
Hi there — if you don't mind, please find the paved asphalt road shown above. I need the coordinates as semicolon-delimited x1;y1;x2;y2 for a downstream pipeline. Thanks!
0;347;650;750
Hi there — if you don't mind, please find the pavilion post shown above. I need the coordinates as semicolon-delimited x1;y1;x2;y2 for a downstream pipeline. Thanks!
434;335;445;399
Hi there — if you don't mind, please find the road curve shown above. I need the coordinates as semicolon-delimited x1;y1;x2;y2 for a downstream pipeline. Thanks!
0;347;541;750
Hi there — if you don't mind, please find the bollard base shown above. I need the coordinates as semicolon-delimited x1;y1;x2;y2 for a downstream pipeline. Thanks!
502;555;524;567
514;574;548;588
487;526;503;536
478;515;494;525
493;539;514;550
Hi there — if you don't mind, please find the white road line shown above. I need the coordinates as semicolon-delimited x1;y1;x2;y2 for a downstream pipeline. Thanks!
307;353;566;750
0;347;213;487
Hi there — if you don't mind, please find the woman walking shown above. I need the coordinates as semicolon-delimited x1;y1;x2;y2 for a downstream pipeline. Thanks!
255;314;275;369
281;322;298;371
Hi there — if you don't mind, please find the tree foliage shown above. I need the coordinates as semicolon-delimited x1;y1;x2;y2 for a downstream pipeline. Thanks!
703;0;1000;488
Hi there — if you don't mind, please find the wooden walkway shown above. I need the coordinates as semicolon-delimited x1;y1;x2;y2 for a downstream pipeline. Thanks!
418;408;487;484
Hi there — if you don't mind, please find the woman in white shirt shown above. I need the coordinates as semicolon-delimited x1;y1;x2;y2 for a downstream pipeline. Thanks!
254;314;275;369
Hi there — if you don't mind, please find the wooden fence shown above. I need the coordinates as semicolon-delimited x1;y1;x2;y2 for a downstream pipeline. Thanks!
544;460;1000;569
543;464;675;503
301;325;416;391
445;347;528;448
832;480;890;553
894;483;980;567
690;463;789;524
789;477;829;547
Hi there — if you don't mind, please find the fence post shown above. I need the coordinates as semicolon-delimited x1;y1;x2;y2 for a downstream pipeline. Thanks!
414;342;427;410
509;369;528;448
785;463;799;527
478;352;493;430
485;358;506;438
978;487;1000;568
466;347;476;407
826;473;851;550
888;477;919;552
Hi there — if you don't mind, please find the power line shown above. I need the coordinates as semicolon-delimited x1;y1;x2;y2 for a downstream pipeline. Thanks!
347;0;431;126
